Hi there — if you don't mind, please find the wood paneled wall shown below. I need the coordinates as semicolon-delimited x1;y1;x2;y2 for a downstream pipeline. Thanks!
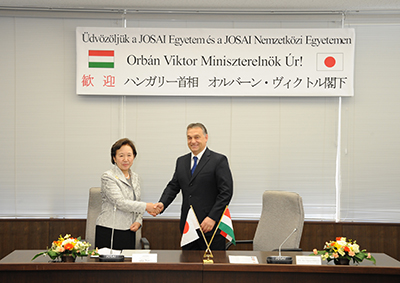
1;219;399;262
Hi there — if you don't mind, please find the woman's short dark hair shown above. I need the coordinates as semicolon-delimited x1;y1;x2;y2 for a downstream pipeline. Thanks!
111;138;137;164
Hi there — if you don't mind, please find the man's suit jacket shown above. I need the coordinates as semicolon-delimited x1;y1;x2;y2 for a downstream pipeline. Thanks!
159;148;233;235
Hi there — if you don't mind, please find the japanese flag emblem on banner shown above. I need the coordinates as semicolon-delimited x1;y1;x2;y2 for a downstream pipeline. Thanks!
317;53;344;71
180;207;200;247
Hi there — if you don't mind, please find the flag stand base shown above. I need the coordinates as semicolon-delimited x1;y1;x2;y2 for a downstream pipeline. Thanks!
203;249;214;264
203;258;213;263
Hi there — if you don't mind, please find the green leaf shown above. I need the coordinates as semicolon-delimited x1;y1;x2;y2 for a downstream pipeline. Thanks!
354;253;365;261
47;250;59;260
368;255;377;265
31;252;45;261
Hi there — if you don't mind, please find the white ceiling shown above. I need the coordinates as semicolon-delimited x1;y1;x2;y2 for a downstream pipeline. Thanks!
1;0;400;13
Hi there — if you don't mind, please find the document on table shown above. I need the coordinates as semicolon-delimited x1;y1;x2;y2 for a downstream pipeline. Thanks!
229;255;259;264
91;248;154;261
121;249;151;258
131;253;157;263
295;255;322;265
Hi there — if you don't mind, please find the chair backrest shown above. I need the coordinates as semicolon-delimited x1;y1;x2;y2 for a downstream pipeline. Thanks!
85;187;102;247
253;190;304;251
85;187;142;249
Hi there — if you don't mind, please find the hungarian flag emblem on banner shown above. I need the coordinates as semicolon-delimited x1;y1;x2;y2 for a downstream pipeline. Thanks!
88;50;115;68
181;207;200;247
218;207;236;245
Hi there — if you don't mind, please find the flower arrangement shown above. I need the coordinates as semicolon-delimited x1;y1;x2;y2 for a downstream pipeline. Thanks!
312;237;376;265
32;234;98;261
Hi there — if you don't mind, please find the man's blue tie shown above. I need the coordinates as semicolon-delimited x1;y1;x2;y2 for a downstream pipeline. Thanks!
191;156;198;175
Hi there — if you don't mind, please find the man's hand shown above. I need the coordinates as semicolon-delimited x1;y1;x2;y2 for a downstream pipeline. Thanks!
146;203;160;216
200;217;215;233
153;202;164;216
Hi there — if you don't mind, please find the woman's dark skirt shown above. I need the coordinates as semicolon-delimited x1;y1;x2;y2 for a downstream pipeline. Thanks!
95;225;136;250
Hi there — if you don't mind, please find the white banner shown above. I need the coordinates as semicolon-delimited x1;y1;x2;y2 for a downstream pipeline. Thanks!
76;27;355;97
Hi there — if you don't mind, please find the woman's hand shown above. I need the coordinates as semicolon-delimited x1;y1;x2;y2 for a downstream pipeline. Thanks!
146;202;163;216
130;222;141;232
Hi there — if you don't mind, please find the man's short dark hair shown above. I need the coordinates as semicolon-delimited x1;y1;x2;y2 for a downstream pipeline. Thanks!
187;123;208;136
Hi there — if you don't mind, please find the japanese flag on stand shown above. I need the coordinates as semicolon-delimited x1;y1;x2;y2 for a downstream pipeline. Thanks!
181;207;201;247
218;207;236;245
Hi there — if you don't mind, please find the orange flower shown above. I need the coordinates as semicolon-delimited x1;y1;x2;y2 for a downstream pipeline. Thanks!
344;246;350;252
64;243;74;251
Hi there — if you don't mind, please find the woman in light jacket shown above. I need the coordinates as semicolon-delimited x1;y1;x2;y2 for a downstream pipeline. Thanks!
95;138;157;250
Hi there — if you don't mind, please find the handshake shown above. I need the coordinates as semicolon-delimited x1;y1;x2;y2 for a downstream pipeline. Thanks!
145;202;164;217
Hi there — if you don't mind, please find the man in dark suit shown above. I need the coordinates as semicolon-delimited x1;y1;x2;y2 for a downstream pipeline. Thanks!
155;122;233;250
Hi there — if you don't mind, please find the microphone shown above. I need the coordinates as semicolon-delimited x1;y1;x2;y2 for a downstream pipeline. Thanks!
99;204;125;262
266;228;297;264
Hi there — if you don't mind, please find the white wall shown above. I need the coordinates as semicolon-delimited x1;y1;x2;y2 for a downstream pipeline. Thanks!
0;11;399;222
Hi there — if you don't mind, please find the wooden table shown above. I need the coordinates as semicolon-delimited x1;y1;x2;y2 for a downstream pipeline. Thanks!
1;250;399;283
207;250;400;283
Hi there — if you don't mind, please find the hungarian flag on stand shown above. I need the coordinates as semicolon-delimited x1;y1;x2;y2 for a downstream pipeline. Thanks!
218;207;236;245
181;207;200;247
